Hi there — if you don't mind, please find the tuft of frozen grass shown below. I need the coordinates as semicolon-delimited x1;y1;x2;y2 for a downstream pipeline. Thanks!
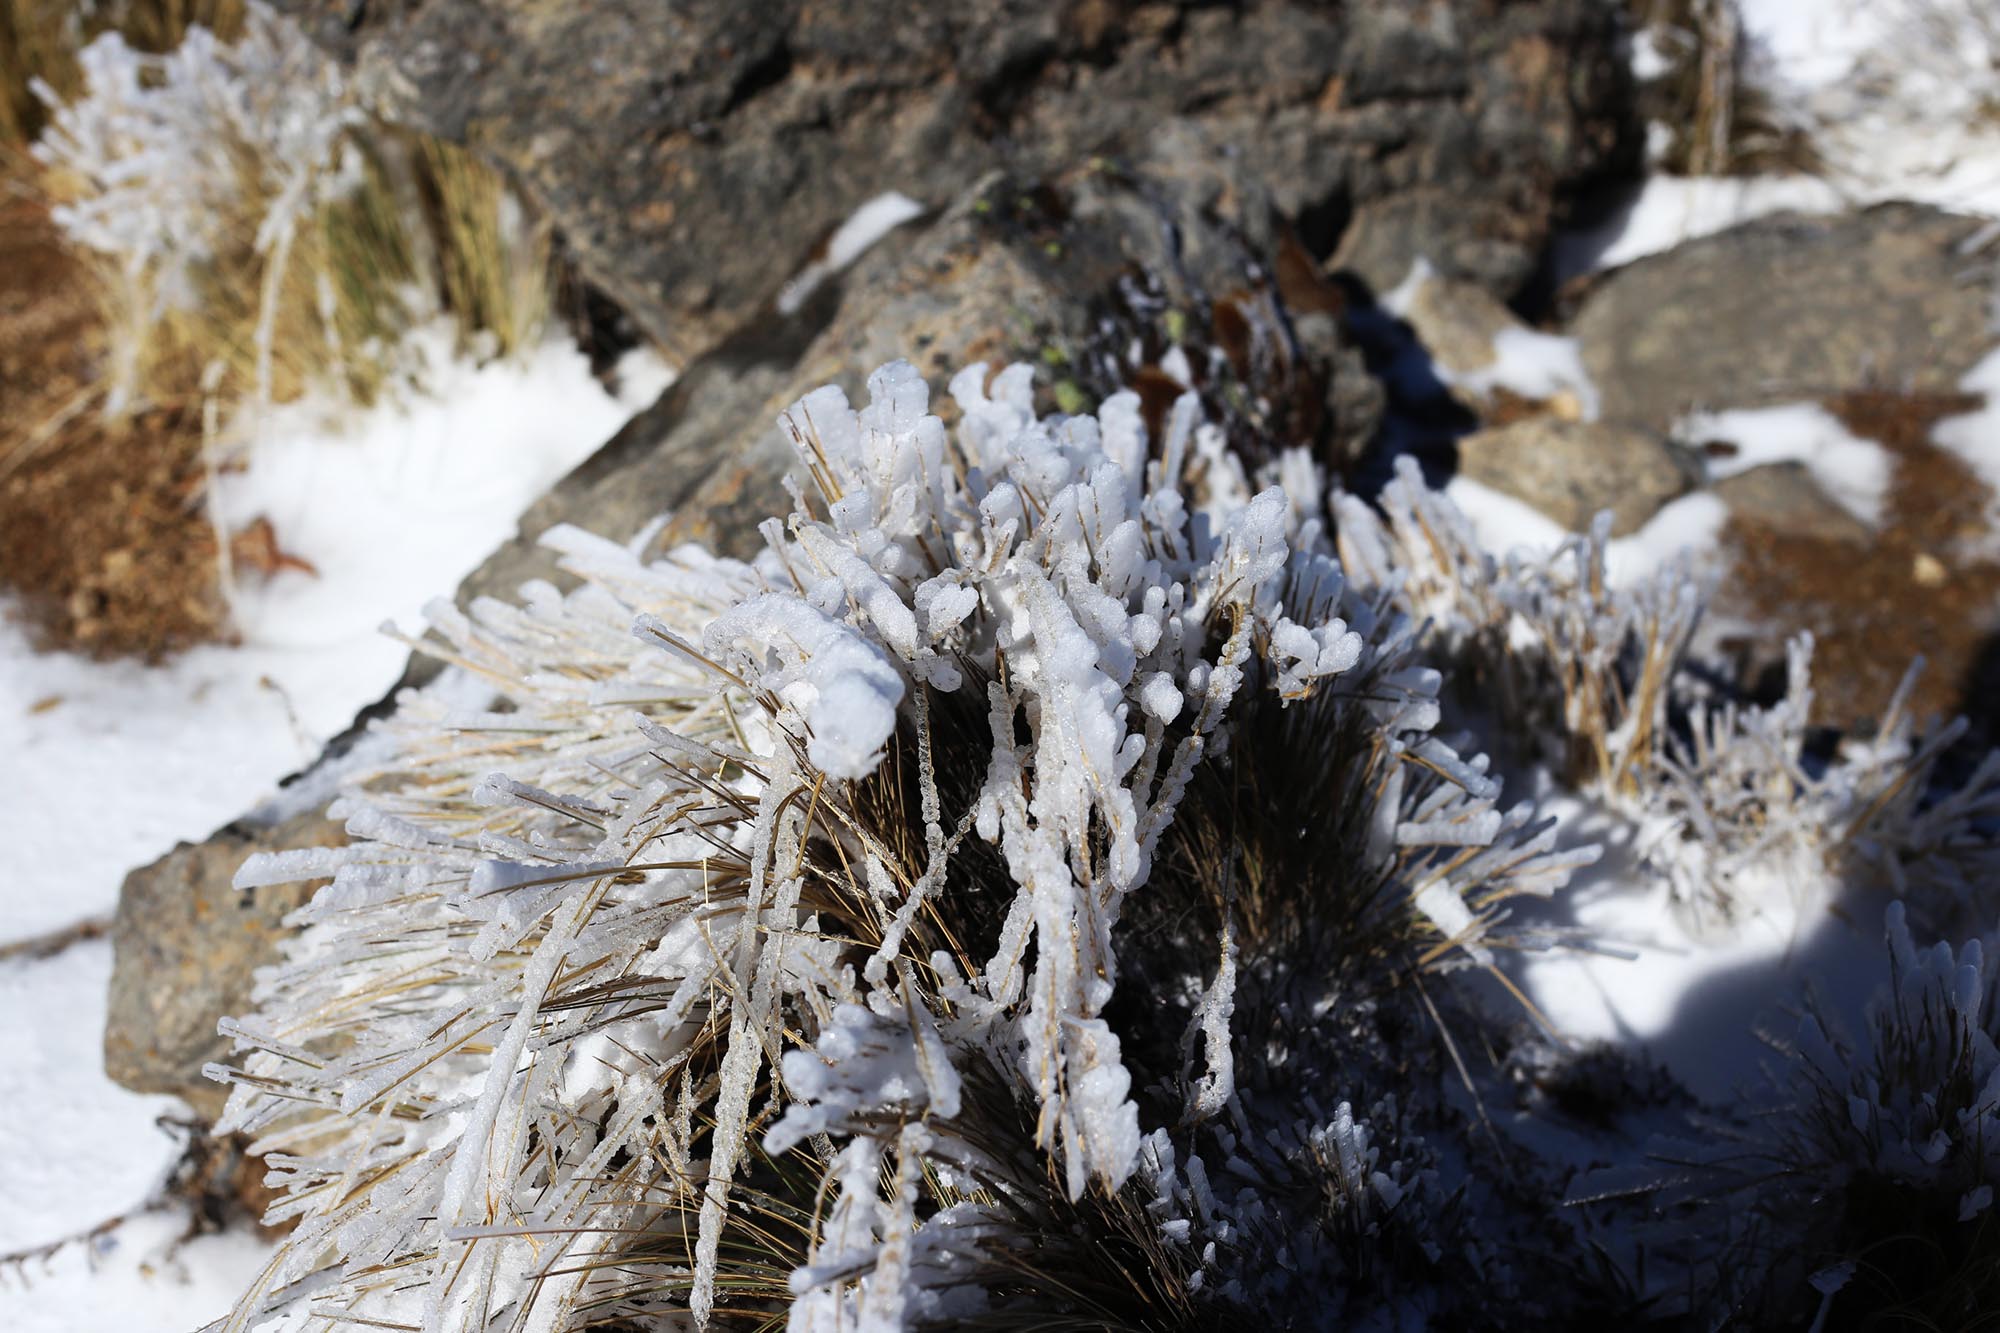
1691;903;2000;1323
31;2;553;422
1643;640;2000;935
1344;457;2000;939
33;6;362;412
209;360;1586;1331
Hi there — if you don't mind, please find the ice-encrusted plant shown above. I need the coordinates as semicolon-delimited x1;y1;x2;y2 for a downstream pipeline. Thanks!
1644;640;2000;934
1334;458;1699;796
1338;457;2000;936
1699;902;2000;1325
31;1;552;422
211;361;1594;1331
33;3;361;410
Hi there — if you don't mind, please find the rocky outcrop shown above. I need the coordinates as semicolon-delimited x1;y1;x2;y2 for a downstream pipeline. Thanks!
1572;204;2000;432
279;0;1627;361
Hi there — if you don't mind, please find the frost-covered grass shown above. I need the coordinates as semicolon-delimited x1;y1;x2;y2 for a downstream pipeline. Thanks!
0;0;245;143
28;2;555;427
199;355;2000;1329
208;363;1598;1331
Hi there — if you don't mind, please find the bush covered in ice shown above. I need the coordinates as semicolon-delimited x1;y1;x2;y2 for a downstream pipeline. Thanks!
208;362;1600;1331
1341;458;2000;938
34;5;359;410
32;1;549;418
210;360;1999;1330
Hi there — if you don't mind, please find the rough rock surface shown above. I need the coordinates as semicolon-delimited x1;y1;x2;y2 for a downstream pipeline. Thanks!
1572;205;2000;432
1713;462;1873;546
464;161;1389;601
104;809;344;1118
1455;416;1692;535
279;0;1626;359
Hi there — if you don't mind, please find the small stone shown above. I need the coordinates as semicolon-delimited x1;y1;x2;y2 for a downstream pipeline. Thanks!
1913;552;1948;587
105;808;344;1119
1454;417;1693;536
1712;462;1872;545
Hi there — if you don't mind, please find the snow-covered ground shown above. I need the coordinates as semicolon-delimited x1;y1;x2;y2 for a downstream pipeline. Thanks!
0;332;668;1327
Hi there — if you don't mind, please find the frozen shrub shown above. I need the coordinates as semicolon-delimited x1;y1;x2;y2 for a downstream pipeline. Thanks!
1341;458;2000;936
210;362;1595;1331
33;5;362;410
1335;455;1699;794
1644;641;2000;935
1750;904;2000;1324
31;1;551;417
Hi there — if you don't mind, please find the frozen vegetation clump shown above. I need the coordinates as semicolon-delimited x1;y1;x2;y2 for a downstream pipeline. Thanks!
30;0;552;420
1624;904;2000;1326
210;358;2000;1330
33;3;360;409
1764;902;2000;1320
1338;457;2000;937
208;361;1598;1331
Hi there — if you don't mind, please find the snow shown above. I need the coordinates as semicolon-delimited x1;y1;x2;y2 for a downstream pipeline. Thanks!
1460;327;1600;420
1443;477;1727;586
0;334;665;947
0;333;666;1325
1381;258;1599;415
1509;792;1889;1104
777;191;927;314
1;1205;275;1333
1676;401;1893;527
0;940;184;1255
1567;0;2000;278
1740;0;2000;219
1556;174;1847;275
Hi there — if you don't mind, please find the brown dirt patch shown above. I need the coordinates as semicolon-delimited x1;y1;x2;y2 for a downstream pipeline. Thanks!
1717;389;2000;732
0;166;230;658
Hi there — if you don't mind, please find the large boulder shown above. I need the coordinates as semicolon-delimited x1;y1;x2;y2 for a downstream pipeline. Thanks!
279;0;1626;358
466;155;1391;596
1571;204;2000;432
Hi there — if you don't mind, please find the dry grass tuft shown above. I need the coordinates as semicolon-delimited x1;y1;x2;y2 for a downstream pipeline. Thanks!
1627;0;1823;177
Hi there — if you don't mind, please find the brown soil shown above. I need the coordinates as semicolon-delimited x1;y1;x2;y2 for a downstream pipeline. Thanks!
0;167;230;658
1717;389;2000;733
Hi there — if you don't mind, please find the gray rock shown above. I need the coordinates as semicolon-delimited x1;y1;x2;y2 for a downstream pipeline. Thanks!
458;160;1391;604
105;809;344;1119
1455;416;1692;535
1712;461;1873;545
1572;204;2000;432
278;0;1626;358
